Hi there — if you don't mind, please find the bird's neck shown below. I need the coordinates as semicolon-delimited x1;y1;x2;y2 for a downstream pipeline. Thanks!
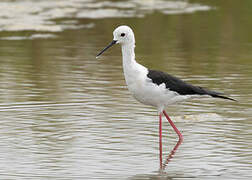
121;43;136;67
121;43;147;87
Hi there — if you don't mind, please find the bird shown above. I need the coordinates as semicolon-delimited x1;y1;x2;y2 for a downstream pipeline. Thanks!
96;25;235;167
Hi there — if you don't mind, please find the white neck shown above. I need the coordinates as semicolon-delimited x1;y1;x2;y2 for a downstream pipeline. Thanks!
120;42;147;87
121;43;136;67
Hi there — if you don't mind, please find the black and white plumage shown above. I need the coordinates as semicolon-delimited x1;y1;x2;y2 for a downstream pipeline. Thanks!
147;69;235;101
96;25;235;167
97;25;234;112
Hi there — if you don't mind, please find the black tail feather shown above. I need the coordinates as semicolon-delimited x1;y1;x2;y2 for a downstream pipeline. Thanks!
205;89;236;101
210;93;236;101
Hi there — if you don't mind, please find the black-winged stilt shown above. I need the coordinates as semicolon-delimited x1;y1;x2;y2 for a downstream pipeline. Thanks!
96;25;235;167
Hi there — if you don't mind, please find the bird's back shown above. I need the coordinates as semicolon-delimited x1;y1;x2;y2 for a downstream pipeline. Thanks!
147;69;235;101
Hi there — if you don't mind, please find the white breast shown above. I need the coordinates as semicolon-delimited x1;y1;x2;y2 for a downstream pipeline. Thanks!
123;61;191;110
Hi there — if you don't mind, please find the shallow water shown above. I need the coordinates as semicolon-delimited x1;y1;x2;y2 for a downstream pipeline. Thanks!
0;0;251;179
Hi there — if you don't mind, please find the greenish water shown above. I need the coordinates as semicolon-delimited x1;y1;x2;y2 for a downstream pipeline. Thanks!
0;0;251;179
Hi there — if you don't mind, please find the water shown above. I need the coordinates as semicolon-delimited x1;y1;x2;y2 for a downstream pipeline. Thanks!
0;0;251;179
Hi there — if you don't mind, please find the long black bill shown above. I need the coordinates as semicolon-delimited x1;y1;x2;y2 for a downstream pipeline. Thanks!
96;40;117;58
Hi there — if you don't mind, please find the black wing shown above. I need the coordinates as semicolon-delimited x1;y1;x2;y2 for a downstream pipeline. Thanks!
147;69;235;101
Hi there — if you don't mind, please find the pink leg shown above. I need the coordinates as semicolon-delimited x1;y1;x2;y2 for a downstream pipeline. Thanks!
163;110;183;141
159;111;183;170
159;113;162;168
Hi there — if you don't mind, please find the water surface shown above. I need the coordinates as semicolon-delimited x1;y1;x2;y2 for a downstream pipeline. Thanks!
0;0;251;179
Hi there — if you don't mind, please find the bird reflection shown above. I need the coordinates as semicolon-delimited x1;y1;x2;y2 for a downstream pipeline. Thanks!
160;138;183;171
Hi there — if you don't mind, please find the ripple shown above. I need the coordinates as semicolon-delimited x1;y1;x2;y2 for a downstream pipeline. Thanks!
0;0;212;32
0;34;57;40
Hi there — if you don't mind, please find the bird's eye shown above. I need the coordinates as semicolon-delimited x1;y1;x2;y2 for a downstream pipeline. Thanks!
121;33;125;37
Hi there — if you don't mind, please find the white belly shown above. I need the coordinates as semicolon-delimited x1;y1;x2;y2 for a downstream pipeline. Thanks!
123;60;190;110
127;78;188;108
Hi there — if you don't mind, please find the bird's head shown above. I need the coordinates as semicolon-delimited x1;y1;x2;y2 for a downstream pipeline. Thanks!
113;25;135;45
96;25;135;57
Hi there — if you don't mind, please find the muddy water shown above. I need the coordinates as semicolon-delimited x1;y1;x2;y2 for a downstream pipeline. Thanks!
0;0;251;179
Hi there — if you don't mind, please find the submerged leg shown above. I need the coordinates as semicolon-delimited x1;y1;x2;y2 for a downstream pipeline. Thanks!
159;113;162;168
163;110;183;141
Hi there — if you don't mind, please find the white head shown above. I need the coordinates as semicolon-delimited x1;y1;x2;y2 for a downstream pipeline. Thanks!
113;25;135;45
96;25;135;57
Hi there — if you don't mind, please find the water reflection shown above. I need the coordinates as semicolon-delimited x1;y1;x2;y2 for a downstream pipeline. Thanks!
0;0;211;33
161;137;183;171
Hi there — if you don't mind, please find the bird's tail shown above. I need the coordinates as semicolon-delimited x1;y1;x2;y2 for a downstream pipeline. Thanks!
204;89;236;101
